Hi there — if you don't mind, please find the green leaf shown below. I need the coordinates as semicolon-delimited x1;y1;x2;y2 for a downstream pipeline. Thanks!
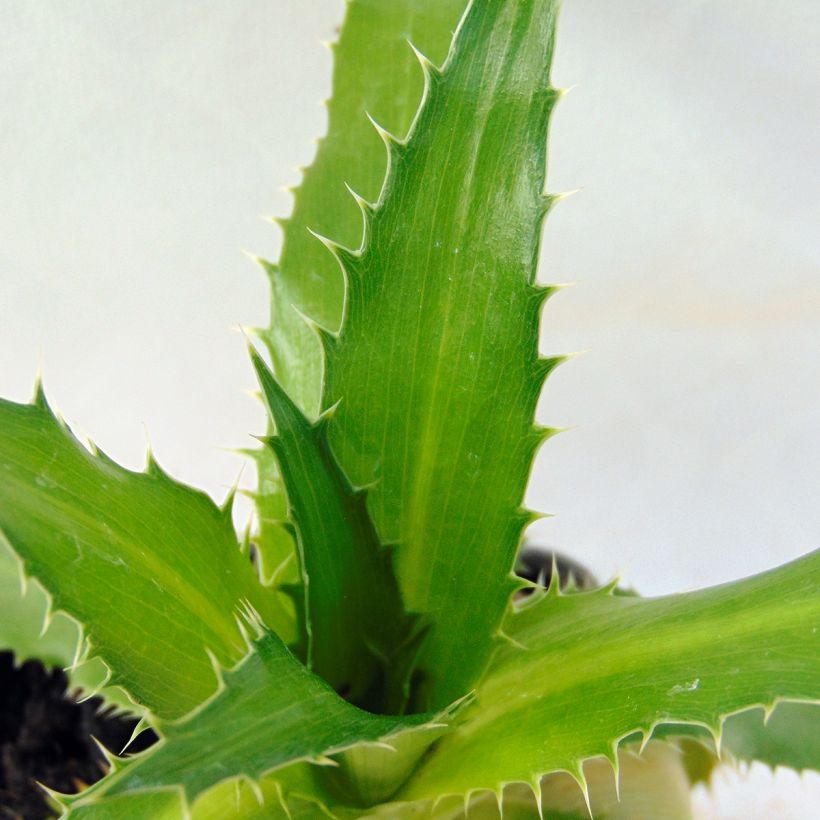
0;543;130;709
251;348;417;710
188;765;324;820
398;550;820;803
258;0;468;417
646;700;820;776
322;0;563;709
0;539;80;669
63;630;446;815
0;391;293;718
246;0;468;630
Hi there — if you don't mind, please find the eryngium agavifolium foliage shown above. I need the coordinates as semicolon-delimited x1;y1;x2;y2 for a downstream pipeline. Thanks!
0;2;817;817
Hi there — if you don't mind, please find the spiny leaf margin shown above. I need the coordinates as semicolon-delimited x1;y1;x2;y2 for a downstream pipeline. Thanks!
321;0;567;711
396;549;820;807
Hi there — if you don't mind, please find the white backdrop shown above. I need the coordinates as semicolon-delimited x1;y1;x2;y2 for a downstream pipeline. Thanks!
1;1;818;816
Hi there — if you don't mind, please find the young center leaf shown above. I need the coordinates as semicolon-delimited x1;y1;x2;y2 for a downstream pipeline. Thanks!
321;0;564;708
251;348;418;711
0;391;293;719
396;550;820;803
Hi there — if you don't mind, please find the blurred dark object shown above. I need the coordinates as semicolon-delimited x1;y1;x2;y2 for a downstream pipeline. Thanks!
0;651;156;819
515;545;597;596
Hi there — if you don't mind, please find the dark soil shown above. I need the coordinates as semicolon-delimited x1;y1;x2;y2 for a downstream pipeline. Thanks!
0;652;156;819
515;545;597;593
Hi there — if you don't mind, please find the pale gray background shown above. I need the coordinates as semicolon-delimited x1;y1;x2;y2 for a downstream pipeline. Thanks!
1;1;818;816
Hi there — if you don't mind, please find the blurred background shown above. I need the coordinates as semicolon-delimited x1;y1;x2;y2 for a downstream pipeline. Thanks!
0;1;817;815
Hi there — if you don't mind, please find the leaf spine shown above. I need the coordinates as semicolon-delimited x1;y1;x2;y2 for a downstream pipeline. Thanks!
343;181;376;216
405;38;442;82
306;225;359;266
37;601;52;638
364;111;403;150
121;717;153;755
530;777;545;819
554;763;591;819
604;742;622;802
496;627;529;652
245;776;265;806
32;377;47;408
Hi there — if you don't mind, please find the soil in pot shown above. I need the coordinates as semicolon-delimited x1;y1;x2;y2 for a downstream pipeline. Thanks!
0;651;156;819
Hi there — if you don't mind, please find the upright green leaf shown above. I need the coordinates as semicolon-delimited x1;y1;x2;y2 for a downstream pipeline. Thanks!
251;349;417;710
248;0;468;614
0;392;292;718
322;0;563;708
398;551;820;803
63;630;444;816
259;0;468;416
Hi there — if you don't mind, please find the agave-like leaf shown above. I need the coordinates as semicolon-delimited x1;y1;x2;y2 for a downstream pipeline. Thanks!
62;629;453;816
321;0;563;709
0;392;293;718
397;550;820;804
251;348;417;710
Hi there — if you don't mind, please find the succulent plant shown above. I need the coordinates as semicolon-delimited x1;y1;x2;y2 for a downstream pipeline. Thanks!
1;1;817;817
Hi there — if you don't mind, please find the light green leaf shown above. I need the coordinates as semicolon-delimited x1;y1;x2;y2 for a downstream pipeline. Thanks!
0;543;130;709
0;539;79;669
63;630;446;815
646;700;820;776
322;0;563;709
188;765;324;820
0;391;293;718
722;701;820;773
251;348;417;710
398;550;820;802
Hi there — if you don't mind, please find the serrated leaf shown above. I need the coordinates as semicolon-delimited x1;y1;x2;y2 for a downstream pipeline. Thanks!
0;392;293;718
248;0;468;632
65;630;447;814
0;542;132;710
259;0;467;417
0;538;80;669
398;550;820;802
322;0;562;709
251;349;417;710
188;765;323;820
722;701;820;773
647;700;820;776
